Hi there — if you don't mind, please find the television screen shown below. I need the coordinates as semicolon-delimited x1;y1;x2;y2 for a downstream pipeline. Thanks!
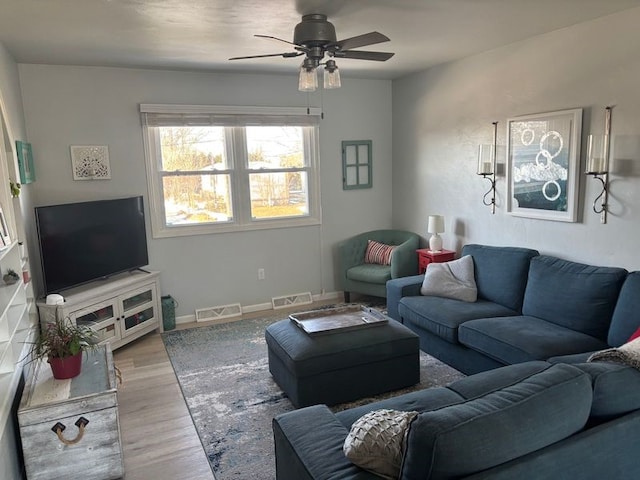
36;196;149;295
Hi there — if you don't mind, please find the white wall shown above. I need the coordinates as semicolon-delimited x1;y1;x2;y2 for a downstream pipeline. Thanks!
392;8;640;270
17;65;393;314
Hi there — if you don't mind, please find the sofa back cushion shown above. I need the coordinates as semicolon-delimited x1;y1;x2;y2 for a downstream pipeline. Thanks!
461;244;538;312
522;256;627;340
400;363;592;480
608;271;640;347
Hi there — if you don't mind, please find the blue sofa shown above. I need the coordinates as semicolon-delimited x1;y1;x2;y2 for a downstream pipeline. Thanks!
387;244;634;375
273;360;640;479
272;244;640;479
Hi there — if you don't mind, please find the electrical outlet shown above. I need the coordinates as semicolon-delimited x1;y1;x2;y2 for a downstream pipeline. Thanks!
258;268;265;280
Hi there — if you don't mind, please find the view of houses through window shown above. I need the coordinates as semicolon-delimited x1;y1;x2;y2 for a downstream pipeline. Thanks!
158;125;311;226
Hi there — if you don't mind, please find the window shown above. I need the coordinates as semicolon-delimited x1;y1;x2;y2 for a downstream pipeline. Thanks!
140;105;321;237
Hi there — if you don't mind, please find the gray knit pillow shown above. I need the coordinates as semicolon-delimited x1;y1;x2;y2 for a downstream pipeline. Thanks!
343;409;418;480
420;255;477;302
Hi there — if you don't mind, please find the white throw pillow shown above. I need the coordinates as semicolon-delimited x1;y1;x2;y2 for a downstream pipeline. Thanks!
420;255;477;302
343;409;418;480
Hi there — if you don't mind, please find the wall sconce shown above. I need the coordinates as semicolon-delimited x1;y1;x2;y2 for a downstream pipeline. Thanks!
427;215;445;252
477;122;498;214
585;106;612;224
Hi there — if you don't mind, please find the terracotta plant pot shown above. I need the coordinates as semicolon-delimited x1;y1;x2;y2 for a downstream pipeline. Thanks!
48;352;83;380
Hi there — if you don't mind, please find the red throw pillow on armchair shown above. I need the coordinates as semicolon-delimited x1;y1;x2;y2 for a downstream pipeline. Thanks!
628;327;640;343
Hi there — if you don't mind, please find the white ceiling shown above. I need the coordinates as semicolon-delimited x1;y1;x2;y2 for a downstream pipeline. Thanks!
1;0;640;80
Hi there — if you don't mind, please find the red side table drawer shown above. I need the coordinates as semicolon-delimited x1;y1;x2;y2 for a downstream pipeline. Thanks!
416;249;456;274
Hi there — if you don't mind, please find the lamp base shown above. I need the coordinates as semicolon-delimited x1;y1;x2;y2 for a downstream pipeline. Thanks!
429;234;443;252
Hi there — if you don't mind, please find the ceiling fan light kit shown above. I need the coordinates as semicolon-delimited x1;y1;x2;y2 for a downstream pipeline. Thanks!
230;14;394;92
298;63;318;91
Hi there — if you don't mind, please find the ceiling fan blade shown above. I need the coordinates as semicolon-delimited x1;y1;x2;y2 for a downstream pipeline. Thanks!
255;34;299;47
333;32;390;51
229;51;303;61
336;50;395;61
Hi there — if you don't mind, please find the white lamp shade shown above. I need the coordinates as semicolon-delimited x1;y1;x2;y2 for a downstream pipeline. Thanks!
427;215;445;234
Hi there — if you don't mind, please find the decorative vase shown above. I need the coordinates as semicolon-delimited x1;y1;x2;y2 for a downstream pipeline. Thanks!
48;352;83;379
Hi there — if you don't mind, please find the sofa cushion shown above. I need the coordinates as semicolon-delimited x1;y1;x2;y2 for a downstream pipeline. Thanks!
346;263;391;284
400;363;592;480
522;256;627;340
461;244;538;312
548;352;594;364
445;360;552;399
571;362;640;419
420;255;477;302
336;387;463;429
343;409;418;480
364;239;395;265
608;271;640;347
459;316;608;365
398;296;518;344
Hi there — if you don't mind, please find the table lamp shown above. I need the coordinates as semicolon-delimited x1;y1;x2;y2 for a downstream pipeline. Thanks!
427;215;444;252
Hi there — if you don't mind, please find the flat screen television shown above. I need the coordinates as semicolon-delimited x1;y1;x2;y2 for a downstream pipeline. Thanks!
35;196;149;295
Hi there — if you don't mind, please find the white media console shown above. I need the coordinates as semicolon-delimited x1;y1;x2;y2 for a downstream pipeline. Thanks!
37;270;163;351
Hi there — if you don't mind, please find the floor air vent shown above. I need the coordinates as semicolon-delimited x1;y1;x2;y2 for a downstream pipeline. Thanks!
195;303;242;322
271;292;313;310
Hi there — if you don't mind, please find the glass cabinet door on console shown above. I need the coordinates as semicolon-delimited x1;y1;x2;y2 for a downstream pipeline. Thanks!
120;284;157;338
71;301;120;344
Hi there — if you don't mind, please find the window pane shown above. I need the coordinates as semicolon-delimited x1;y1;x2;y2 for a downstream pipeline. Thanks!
246;126;305;169
163;174;233;225
159;127;228;171
249;172;309;219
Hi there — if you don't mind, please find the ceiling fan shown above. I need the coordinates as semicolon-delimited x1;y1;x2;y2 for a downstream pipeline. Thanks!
229;14;395;91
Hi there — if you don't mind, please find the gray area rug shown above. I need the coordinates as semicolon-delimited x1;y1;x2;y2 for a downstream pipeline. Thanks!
162;312;464;480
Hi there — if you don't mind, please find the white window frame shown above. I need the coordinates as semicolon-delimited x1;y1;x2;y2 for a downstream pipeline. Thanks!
140;104;322;238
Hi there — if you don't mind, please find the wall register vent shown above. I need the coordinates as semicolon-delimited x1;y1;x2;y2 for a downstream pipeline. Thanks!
195;303;242;323
271;292;313;310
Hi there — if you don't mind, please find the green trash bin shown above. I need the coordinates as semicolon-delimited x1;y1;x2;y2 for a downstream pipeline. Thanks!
161;295;177;331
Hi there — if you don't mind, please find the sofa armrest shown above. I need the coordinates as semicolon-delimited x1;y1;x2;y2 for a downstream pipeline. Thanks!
273;405;380;480
386;274;424;321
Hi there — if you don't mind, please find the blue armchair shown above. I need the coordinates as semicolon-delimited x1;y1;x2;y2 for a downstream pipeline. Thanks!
338;230;420;302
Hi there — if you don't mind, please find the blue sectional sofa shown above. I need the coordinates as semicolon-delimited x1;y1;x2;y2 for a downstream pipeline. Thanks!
387;244;634;375
272;244;640;479
273;360;640;479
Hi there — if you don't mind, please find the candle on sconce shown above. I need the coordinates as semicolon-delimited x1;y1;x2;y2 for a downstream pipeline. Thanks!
477;144;494;175
586;135;608;174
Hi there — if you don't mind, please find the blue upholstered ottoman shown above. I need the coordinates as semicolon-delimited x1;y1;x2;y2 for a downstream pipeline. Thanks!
265;317;420;408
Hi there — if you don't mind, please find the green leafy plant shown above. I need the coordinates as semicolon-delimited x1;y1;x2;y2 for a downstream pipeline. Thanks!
30;317;98;360
3;269;20;284
9;181;20;198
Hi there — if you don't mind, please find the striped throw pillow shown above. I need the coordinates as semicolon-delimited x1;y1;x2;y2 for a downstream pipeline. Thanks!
364;240;395;265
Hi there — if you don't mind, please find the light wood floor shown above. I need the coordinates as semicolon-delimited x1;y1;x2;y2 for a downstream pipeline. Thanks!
113;299;338;480
113;328;216;480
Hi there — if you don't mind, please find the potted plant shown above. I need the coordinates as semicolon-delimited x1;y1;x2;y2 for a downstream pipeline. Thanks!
30;317;98;379
3;269;20;285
